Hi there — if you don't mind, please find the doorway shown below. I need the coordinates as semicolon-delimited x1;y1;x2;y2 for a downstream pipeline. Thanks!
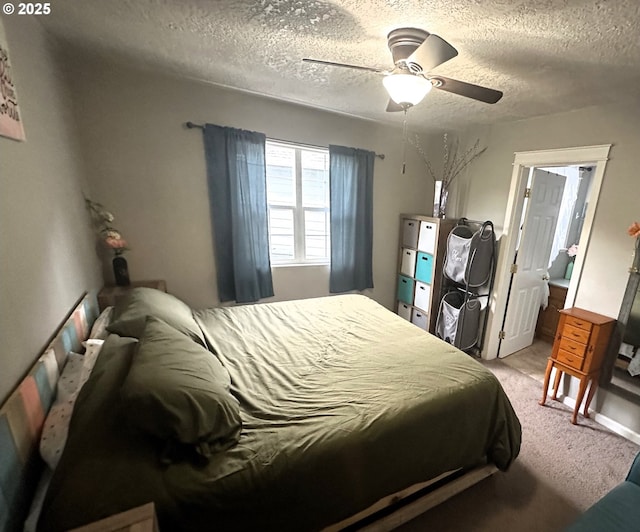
499;165;593;356
484;145;612;360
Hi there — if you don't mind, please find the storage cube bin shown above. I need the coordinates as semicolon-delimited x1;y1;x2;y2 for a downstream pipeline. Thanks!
417;221;437;253
413;281;431;311
415;252;434;284
411;308;429;330
397;275;415;304
402;219;420;248
400;248;417;277
397;302;412;321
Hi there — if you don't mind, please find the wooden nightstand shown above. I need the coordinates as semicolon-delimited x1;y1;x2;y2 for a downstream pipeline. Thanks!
98;280;167;311
539;307;615;424
68;502;159;531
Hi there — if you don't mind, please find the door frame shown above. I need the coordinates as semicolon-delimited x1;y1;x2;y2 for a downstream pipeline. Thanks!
485;144;612;359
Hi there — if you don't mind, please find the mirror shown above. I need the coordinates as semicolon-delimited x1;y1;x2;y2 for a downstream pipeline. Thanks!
602;237;640;402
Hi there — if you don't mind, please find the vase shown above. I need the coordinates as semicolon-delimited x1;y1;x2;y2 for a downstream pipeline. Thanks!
564;260;574;280
113;255;131;286
433;180;449;218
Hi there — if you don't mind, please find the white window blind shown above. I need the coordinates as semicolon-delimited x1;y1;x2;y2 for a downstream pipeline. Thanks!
266;141;330;265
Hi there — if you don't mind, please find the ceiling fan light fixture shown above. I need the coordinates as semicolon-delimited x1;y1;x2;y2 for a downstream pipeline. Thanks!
383;74;432;107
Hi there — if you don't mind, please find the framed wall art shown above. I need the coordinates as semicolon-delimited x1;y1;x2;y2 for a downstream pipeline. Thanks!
0;17;26;141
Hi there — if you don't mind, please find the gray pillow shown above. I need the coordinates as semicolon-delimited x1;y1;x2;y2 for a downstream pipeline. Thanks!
120;317;241;457
107;287;205;346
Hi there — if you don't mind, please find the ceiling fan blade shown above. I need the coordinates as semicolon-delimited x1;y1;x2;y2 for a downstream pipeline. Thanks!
406;34;458;72
386;99;405;112
302;58;385;74
430;75;503;104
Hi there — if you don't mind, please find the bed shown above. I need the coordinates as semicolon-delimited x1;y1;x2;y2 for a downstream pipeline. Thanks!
2;289;521;532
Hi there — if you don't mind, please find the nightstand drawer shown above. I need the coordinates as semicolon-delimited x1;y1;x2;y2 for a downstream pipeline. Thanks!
563;324;591;344
565;315;592;332
557;349;584;371
559;336;588;357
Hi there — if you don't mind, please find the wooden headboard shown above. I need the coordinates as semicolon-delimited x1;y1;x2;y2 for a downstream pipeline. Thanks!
0;292;99;532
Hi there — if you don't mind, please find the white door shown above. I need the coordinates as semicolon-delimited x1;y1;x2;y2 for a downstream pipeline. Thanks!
500;169;566;357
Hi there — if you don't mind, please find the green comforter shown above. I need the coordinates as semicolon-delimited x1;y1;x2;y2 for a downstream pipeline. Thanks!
39;295;520;531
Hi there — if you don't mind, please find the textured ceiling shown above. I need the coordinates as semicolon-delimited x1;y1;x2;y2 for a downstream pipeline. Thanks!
38;0;640;132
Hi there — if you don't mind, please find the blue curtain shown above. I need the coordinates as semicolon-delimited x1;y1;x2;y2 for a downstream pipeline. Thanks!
329;145;375;293
202;124;274;303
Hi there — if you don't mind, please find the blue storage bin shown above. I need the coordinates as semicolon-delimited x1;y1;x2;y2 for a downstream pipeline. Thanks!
397;275;415;304
415;252;434;284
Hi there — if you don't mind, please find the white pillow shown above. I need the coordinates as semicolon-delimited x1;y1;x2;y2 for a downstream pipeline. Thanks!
53;353;84;404
39;340;104;470
88;306;113;340
81;339;104;384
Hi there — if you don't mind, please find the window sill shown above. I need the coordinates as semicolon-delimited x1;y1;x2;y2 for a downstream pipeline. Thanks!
272;262;330;269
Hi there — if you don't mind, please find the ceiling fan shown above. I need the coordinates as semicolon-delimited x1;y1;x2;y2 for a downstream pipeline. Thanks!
303;28;503;112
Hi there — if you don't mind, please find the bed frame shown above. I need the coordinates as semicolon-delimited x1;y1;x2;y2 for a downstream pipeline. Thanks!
0;291;496;532
326;463;497;531
0;292;99;532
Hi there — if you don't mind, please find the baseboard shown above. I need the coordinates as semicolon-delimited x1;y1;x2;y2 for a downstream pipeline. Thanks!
558;394;640;446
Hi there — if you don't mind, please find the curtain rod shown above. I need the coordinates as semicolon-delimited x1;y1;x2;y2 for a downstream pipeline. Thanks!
185;121;385;160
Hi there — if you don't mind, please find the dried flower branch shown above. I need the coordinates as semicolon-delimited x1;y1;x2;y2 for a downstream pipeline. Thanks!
408;133;487;218
407;134;437;183
409;133;487;191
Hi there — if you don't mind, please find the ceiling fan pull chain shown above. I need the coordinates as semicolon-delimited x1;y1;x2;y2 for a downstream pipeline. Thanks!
402;109;408;174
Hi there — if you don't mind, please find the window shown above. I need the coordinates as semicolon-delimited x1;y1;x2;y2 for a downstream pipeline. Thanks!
266;140;330;265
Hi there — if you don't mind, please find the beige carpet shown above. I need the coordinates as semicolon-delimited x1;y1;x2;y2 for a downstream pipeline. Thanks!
395;354;640;532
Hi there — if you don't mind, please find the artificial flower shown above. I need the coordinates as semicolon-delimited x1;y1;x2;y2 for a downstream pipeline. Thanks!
85;198;129;256
628;222;640;238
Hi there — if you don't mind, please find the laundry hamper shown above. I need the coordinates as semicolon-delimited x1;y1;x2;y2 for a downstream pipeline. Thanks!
436;291;482;351
443;222;495;288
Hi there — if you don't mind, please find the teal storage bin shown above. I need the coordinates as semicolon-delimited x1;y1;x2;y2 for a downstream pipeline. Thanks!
415;252;434;284
397;275;415;304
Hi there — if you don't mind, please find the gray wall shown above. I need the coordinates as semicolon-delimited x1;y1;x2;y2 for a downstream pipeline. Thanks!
0;16;102;403
64;53;436;310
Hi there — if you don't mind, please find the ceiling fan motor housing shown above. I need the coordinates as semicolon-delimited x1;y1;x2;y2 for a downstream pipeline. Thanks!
387;28;429;71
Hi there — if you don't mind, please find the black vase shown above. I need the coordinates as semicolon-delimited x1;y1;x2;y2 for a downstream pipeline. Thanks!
112;255;131;286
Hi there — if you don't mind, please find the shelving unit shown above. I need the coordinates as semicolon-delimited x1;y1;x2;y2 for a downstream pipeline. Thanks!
435;218;497;355
395;215;456;333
